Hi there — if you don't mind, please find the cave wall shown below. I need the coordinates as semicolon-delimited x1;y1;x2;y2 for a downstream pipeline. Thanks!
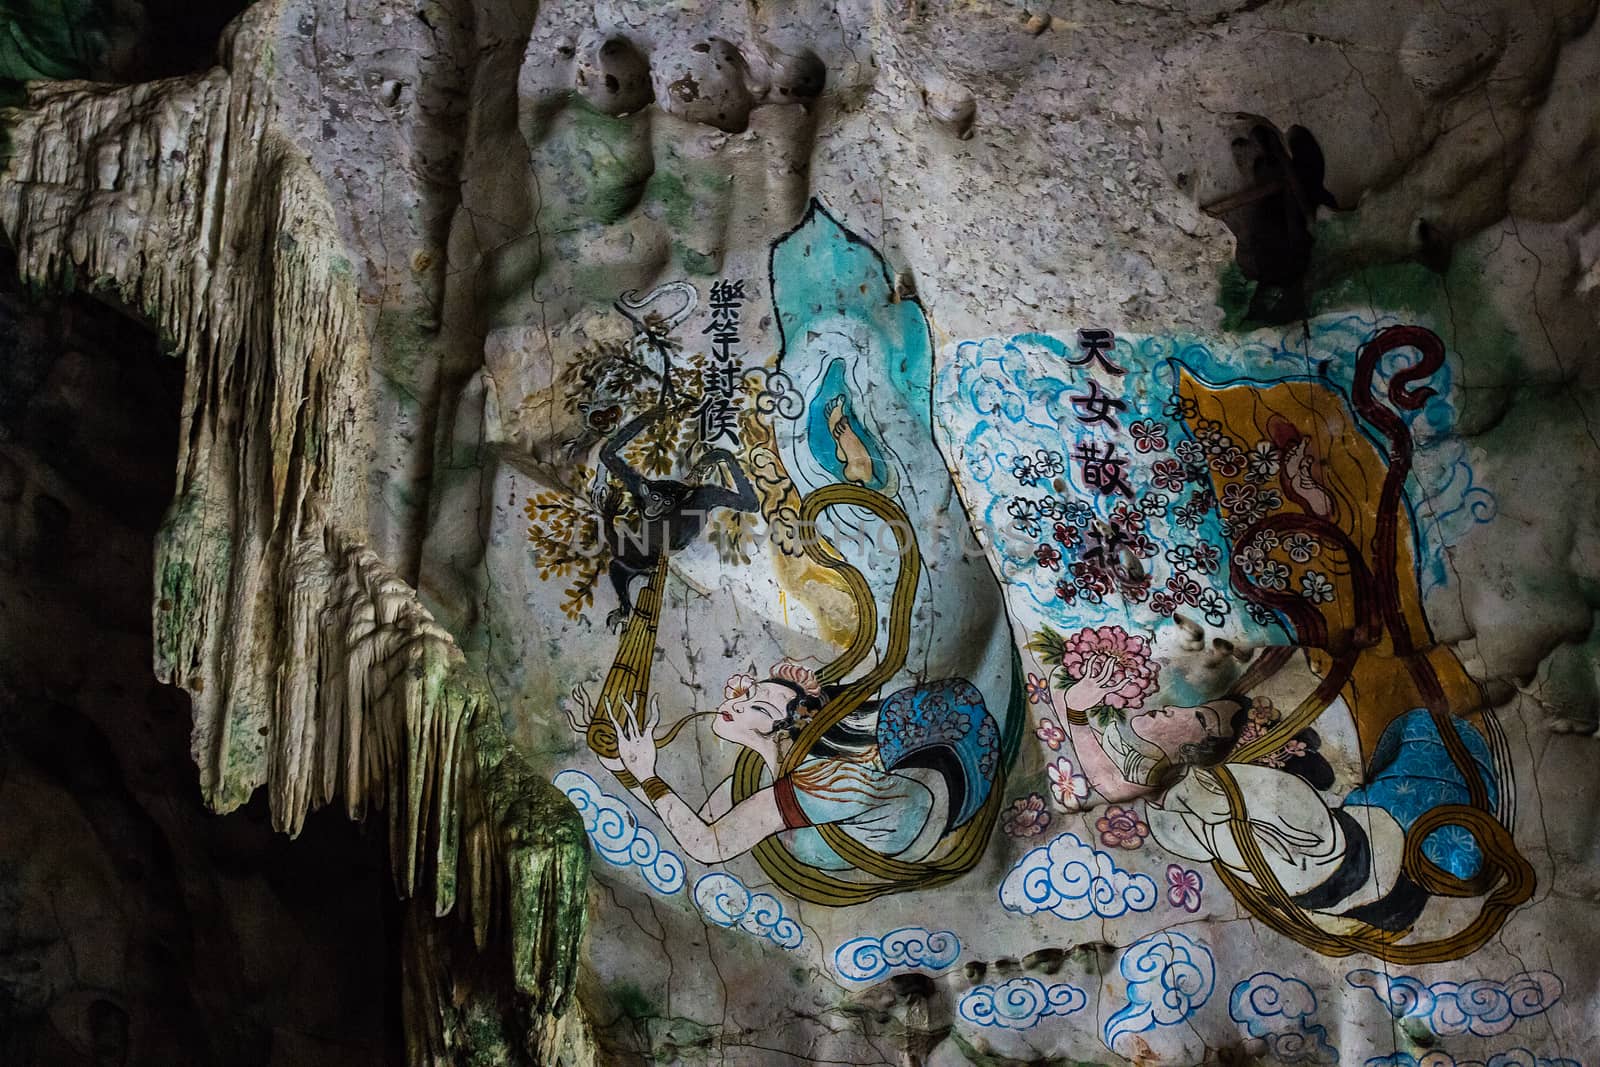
0;257;401;1065
3;0;1600;1065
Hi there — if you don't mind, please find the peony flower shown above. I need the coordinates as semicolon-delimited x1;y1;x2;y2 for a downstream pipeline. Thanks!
1025;673;1051;705
1004;794;1052;838
1035;716;1067;750
1057;624;1161;710
1167;864;1204;912
1047;757;1089;810
724;673;757;702
1096;805;1150;850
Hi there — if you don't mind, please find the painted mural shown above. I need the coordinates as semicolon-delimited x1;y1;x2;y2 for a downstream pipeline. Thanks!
510;199;1573;1063
936;317;1529;965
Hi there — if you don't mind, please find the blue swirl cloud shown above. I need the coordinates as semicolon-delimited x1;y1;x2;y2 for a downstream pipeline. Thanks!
1348;969;1564;1038
693;872;802;950
833;928;960;983
958;977;1087;1030
1103;930;1215;1052
998;831;1158;920
1365;1050;1578;1067
552;769;684;894
1230;972;1338;1064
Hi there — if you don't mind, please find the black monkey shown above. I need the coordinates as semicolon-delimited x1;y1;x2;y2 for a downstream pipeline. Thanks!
596;393;758;631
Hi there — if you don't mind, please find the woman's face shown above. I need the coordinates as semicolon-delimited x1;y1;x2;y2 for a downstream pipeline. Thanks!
712;678;794;747
1129;700;1232;762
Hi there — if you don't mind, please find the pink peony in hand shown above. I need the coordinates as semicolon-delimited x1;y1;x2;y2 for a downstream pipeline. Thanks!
1058;625;1160;710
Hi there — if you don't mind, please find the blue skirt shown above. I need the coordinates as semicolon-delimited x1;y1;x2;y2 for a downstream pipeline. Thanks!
1344;708;1498;880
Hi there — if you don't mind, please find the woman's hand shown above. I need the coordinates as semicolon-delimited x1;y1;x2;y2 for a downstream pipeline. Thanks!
563;686;624;773
614;694;662;780
1060;653;1120;713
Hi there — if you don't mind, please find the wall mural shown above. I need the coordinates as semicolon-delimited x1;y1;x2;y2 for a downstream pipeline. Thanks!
513;199;1568;1063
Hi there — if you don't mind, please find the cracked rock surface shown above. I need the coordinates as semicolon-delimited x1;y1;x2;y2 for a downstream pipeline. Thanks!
4;0;1600;1064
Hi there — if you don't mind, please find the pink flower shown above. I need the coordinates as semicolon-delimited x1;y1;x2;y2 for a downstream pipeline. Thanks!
1095;805;1150;850
1165;573;1203;607
1058;625;1160;710
1047;757;1089;810
1003;794;1052;838
1035;717;1067;750
724;673;757;701
1257;738;1309;769
1152;457;1187;493
1167;864;1203;912
1129;419;1169;453
1026;673;1051;705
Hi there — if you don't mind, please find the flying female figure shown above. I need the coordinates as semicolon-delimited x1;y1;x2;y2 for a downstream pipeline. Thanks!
565;659;998;870
1049;652;1500;935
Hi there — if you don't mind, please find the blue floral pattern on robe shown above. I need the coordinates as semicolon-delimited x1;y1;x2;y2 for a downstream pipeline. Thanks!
1344;708;1498;880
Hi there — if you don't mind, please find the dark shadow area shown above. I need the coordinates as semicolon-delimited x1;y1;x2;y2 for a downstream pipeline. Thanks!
1203;120;1339;327
0;0;254;86
0;249;403;1066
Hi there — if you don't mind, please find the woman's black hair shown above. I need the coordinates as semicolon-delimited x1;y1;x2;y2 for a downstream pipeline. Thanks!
765;679;878;758
1176;696;1335;790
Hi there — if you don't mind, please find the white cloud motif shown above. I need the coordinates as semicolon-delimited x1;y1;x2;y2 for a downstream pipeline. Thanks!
1103;930;1215;1052
1348;970;1564;1038
958;977;1087;1030
552;769;684;894
999;831;1158;920
834;928;961;983
1230;972;1338;1064
693;873;803;950
1365;1050;1578;1067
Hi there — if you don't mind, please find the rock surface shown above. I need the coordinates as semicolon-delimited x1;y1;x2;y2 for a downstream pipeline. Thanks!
3;1;1600;1064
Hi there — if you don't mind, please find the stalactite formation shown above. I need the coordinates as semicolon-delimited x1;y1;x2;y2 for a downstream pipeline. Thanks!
0;5;590;1061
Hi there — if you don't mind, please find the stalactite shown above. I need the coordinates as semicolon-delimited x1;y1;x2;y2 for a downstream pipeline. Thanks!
0;4;589;1061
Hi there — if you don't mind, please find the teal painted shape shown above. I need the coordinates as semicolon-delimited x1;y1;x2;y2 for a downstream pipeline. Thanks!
769;200;934;430
803;358;890;489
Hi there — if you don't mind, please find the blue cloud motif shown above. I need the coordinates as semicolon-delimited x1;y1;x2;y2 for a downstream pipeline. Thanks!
958;977;1087;1030
1364;1050;1579;1067
552;769;684;894
833;927;960;983
1103;930;1215;1052
998;831;1158;920
693;872;802;950
1348;970;1564;1038
1230;972;1338;1064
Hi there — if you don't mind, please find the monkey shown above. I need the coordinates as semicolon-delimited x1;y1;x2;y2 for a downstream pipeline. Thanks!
595;391;758;632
